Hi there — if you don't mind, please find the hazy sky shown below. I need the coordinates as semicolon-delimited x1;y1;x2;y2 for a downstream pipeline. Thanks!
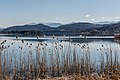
0;0;120;27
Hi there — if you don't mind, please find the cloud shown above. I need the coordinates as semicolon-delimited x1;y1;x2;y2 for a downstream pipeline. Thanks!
91;18;95;21
55;17;59;20
101;16;120;20
102;17;105;19
85;14;90;18
115;16;120;19
107;17;111;19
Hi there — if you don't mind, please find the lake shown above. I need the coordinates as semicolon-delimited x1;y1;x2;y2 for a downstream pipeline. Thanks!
0;35;120;78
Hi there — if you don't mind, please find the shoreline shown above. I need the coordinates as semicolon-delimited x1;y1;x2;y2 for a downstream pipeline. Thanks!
1;73;120;80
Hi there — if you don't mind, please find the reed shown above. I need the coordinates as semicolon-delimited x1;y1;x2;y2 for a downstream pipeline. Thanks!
0;38;120;80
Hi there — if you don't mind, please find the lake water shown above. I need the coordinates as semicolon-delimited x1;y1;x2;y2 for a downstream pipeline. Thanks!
0;35;120;76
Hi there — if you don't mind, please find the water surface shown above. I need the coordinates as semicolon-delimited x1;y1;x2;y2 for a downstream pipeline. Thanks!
0;35;120;74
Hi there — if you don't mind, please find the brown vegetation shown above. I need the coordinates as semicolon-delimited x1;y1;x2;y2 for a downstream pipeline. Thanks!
0;38;120;80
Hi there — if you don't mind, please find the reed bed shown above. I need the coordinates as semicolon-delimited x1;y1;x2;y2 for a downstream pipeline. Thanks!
0;38;120;80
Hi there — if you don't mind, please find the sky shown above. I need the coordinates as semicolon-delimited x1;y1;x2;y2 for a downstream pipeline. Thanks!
0;0;120;28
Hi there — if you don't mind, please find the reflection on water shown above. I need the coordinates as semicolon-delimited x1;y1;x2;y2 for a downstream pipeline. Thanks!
0;36;120;78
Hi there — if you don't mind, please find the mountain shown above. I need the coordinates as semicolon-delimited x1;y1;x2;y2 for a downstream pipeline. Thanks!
0;28;4;32
101;22;120;32
3;23;53;32
3;22;101;32
94;21;116;24
57;22;102;31
2;21;120;36
44;23;62;27
86;22;120;35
